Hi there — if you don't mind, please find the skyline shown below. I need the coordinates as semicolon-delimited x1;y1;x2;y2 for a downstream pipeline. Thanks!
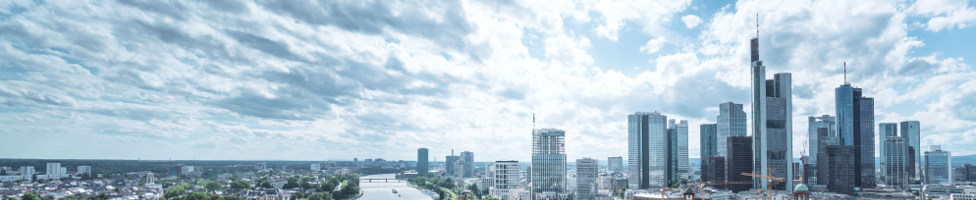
2;0;976;162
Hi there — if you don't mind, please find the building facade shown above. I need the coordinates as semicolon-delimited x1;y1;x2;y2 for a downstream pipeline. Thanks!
727;136;753;192
628;112;669;189
491;161;520;199
670;119;689;175
925;145;952;185
700;124;718;158
820;145;855;195
717;102;747;158
750;36;793;191
417;148;429;174
608;156;623;173
807;115;835;185
879;123;898;178
835;83;876;188
901;121;921;181
461;151;475;178
884;136;907;190
576;158;598;200
701;157;726;185
532;128;567;193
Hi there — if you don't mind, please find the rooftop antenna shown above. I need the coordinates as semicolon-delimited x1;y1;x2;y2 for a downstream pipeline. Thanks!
756;12;759;38
532;113;535;130
844;62;847;84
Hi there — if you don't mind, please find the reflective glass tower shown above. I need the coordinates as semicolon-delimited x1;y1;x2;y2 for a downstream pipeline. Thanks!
532;128;567;193
750;36;793;190
835;83;876;188
879;123;898;179
925;145;952;185
900;121;921;181
700;124;718;158
718;102;747;158
628;112;669;189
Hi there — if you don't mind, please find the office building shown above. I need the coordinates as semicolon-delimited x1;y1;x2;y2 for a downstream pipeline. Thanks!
454;160;468;178
901;121;921;181
820;145;855;195
310;164;320;171
628;112;669;189
576;158;598;200
669;119;689;174
835;82;876;188
46;163;64;179
491;160;520;198
461;151;475;178
20;166;34;181
925;145;952;185
957;164;976;182
807;115;835;185
701;157;726;185
532;128;567;193
884;136;908;190
608;156;623;173
717;102;747;157
879;123;898;177
727;136;753;192
418;148;429;174
446;149;460;176
700;124;718;158
76;165;91;176
751;36;794;190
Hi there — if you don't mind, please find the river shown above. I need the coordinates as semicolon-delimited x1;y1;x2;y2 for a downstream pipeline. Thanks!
358;174;434;200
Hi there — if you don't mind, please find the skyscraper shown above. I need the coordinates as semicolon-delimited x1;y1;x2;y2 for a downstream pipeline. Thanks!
576;158;598;200
701;157;726;185
900;121;921;181
821;145;855;195
807;115;836;167
446;150;460;176
532;128;567;193
700;124;718;158
925;145;952;185
727;136;753;192
835;83;876;188
717;102;747;157
884;136;907;190
608;156;623;173
461;151;475;178
628;112;669;189
750;36;793;190
417;148;429;175
879;123;898;179
670;119;689;174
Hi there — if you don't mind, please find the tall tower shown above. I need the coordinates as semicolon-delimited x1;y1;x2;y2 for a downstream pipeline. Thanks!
900;121;921;181
628;112;669;189
417;148;429;175
718;102;747;157
532;128;567;193
750;34;793;191
835;82;876;188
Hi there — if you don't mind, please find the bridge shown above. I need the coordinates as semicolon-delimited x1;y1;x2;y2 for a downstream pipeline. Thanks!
360;178;404;182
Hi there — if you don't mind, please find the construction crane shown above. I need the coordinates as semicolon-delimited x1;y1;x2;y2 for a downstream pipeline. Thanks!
741;168;785;200
686;181;752;200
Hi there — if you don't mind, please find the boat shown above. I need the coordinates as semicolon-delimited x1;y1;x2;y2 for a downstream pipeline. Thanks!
392;189;398;194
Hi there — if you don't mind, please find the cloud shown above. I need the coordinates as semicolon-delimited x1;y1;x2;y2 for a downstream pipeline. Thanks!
909;0;976;32
640;37;667;54
682;15;703;29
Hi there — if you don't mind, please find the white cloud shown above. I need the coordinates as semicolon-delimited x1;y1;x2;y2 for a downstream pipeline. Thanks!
682;14;702;28
640;37;667;54
909;0;976;31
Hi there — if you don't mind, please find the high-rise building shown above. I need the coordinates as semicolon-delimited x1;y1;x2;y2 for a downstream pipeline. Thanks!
491;160;520;198
608;156;623;173
19;166;34;181
76;166;91;176
879;123;898;178
417;148;429;175
717;102;747;157
900;121;921;181
446;150;460;176
727;136;753;192
807;115;835;185
751;36;793;190
884;136;908;190
958;164;976;182
700;124;718;158
820;144;855;195
701;157;726;185
628;112;669;189
461;151;475;178
532;128;567;193
576;158;598;200
670;119;689;174
835;83;876;188
46;163;62;178
925;145;952;185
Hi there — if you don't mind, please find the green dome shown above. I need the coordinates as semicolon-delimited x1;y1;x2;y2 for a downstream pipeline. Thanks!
794;184;809;192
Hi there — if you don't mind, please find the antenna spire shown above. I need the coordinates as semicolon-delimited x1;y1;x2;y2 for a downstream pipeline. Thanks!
844;62;847;83
756;12;759;38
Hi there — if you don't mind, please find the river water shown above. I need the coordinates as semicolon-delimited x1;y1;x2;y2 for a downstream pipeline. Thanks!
358;174;434;200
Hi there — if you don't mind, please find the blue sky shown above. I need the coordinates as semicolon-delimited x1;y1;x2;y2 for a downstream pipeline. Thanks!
1;0;975;162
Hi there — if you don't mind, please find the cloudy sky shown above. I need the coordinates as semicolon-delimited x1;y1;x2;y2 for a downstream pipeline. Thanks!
1;0;975;162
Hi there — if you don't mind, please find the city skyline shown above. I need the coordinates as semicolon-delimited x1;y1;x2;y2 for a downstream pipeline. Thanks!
2;0;976;162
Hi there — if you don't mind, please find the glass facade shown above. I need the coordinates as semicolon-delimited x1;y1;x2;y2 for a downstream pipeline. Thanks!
717;102;747;157
627;112;669;189
925;146;952;185
532;128;567;193
900;121;921;180
700;124;718;158
879;123;898;180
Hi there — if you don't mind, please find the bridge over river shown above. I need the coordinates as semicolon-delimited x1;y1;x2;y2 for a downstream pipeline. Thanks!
357;174;434;200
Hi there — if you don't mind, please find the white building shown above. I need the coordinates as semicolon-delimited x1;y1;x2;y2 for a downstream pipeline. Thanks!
77;166;92;176
491;160;520;199
311;164;321;171
576;158;599;200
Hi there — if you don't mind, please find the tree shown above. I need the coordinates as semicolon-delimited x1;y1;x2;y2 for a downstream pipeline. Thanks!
165;185;189;199
284;177;300;189
483;196;501;200
21;193;43;200
467;183;481;198
307;192;333;200
230;180;251;189
180;192;212;200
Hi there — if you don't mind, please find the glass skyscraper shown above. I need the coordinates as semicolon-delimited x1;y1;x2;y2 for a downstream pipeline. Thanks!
417;148;429;174
834;83;876;188
900;121;921;181
670;119;689;174
750;36;793;190
532;128;567;193
628;112;669;189
700;124;718;158
807;115;835;185
717;102;747;157
883;136;907;190
925;145;952;185
879;123;898;179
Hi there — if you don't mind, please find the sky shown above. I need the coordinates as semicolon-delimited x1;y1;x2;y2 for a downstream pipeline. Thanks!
1;0;975;162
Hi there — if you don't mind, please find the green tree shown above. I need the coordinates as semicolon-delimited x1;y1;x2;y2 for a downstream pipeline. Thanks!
467;183;481;198
284;177;300;189
230;180;251;189
181;192;213;200
307;192;333;200
21;193;43;200
164;185;189;199
483;196;501;200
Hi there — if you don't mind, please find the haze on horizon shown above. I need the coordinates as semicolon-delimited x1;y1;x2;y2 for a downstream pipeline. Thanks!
1;0;975;162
